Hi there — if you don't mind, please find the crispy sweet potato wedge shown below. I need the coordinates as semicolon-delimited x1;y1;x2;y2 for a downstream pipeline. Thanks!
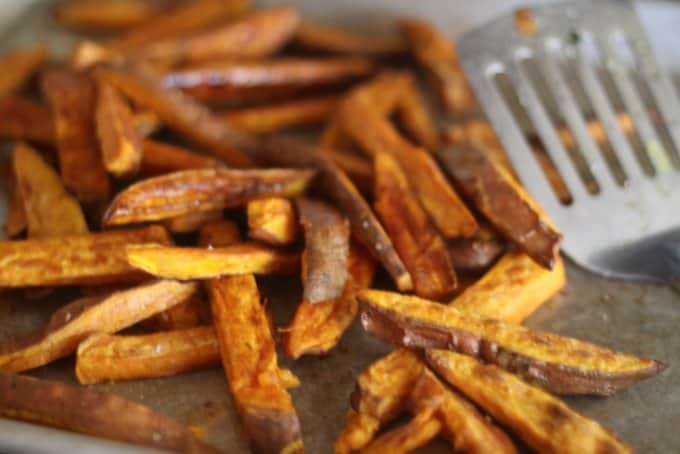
0;374;218;454
394;76;440;151
0;46;47;99
140;139;220;176
374;152;457;300
247;197;298;246
208;274;303;454
199;220;242;248
12;142;88;238
361;409;441;454
400;19;475;114
0;225;171;288
447;224;506;273
452;252;566;324
56;0;168;31
297;197;350;303
0;280;198;372
126;243;299;279
139;292;212;331
284;241;375;359
426;350;632;454
334;410;380;454
41;67;110;202
358;289;665;395
164;58;376;106
436;144;562;269
94;66;257;167
104;167;315;225
0;97;54;145
76;326;220;384
163;210;223;234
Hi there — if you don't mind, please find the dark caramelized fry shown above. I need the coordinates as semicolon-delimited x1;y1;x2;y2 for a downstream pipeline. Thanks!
198;220;242;248
247;197;298;246
0;46;48;99
56;0;168;31
0;97;54;145
447;224;506;273
293;21;408;58
321;147;373;194
140;139;221;176
5;173;27;238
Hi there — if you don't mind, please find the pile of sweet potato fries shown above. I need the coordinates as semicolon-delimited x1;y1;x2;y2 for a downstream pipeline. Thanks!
0;1;665;453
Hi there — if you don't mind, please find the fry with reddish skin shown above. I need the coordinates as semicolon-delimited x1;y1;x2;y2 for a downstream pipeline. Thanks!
140;139;220;176
13;142;88;237
359;289;665;395
284;241;375;359
163;210;223;234
0;280;198;373
0;46;47;99
0;374;219;454
400;19;475;114
426;350;632;454
41;68;110;202
247;198;297;246
447;224;506;273
94;66;257;167
222;94;341;134
334;410;380;454
95;80;142;178
0;97;54;145
208;274;303;454
436;144;561;269
56;0;168;31
164;58;376;106
297;197;350;303
374;152;457;300
104;167;315;225
199;220;242;248
321;147;373;194
0;225;171;288
126;243;300;280
76;326;220;384
293;21;408;58
360;409;441;454
395;76;440;150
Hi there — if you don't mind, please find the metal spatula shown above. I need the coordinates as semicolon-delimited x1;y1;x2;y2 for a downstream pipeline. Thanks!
457;0;680;288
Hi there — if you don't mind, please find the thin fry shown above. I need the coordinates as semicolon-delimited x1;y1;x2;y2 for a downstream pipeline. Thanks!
140;139;220;176
394;75;440;150
56;0;167;31
0;97;54;145
0;46;47;99
293;21;408;57
247;197;298;246
321;147;373;194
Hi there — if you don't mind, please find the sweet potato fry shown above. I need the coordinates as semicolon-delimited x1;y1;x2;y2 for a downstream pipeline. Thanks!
164;58;376;106
374;152;457;300
208;274;303;454
104;167;315;225
284;241;375;359
334;410;380;454
140;139;220;176
321;147;373;194
0;279;198;373
139;292;211;331
297;197;350;303
163;209;223;234
358;289;665;395
221;94;341;134
447;224;506;273
361;409;441;454
94;66;257;167
126;243;299;279
247;197;297;246
198;220;242;248
0;374;218;453
0;97;54;145
56;0;168;31
41;67;110;203
0;46;47;99
336;71;413;118
293;21;409;58
76;326;219;384
400;19;475;114
426;350;632;453
452;252;566;324
12;142;88;238
394;75;440;151
132;7;300;65
0;225;171;288
436;144;562;269
132;110;162;138
5;174;27;238
442;120;516;177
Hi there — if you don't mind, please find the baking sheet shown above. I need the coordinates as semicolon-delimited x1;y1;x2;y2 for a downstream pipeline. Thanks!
0;1;679;453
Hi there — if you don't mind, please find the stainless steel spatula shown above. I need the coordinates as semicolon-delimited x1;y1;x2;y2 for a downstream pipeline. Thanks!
457;0;680;287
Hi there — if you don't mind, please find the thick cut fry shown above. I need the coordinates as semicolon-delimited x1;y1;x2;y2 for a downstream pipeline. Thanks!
140;293;212;331
436;144;562;269
133;7;300;65
5;175;27;238
400;19;475;114
222;94;341;134
95;80;142;178
95;66;257;167
360;409;441;454
140;139;220;176
0;46;47;99
165;58;376;106
334;410;380;454
56;0;168;31
247;197;297;246
0;374;218;454
322;147;373;194
41;68;110;202
0;280;197;373
358;289;665;395
199;220;242;248
208;274;303;454
126;243;299;279
0;97;54;145
12;142;88;238
453;252;566;324
76;327;219;384
0;225;171;288
104;167;315;225
374;152;457;300
284;241;375;359
163;210;223;234
293;21;408;57
297;197;350;303
447;224;506;273
426;350;632;454
395;76;440;151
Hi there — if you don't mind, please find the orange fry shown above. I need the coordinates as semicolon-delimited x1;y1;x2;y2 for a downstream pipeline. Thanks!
0;46;47;99
132;110;162;138
394;75;440;150
334;410;380;454
0;97;54;145
360;409;441;454
140;139;220;176
293;21;408;57
163;209;223;234
247;197;298;246
56;0;168;31
321;147;373;194
139;292;211;332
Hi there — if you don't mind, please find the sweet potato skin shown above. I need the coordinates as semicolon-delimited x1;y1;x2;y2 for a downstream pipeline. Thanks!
0;46;47;99
0;97;54;145
140;139;221;176
447;224;506;273
247;197;298;246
